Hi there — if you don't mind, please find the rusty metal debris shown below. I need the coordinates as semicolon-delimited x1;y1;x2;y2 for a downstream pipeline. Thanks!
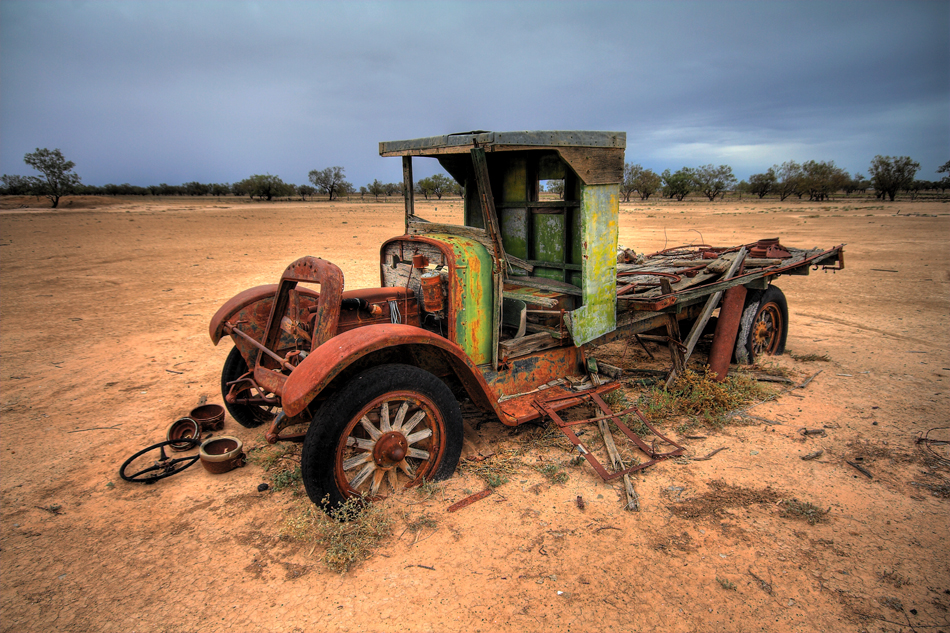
189;404;224;431
536;390;684;481
691;447;729;461
447;488;492;512
846;460;873;479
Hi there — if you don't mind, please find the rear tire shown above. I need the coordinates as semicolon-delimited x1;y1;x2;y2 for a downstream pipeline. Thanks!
301;364;463;512
735;286;788;364
220;346;278;428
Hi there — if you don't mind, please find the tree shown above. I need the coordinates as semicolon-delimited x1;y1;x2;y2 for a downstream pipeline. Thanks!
0;174;35;196
415;177;435;200
452;181;465;197
337;181;355;199
546;179;565;198
748;168;776;199
234;174;292;201
384;182;401;197
868;155;920;201
308;166;350;201
297;184;316;200
183;181;210;196
368;179;385;201
800;160;849;201
936;160;950;192
773;161;802;201
691;164;736;201
661;168;693;201
735;180;750;200
632;168;661;200
621;164;639;202
429;174;453;200
23;148;81;208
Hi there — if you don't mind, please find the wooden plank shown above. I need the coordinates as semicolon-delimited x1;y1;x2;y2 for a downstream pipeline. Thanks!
665;248;747;389
677;247;748;373
402;156;414;234
505;275;582;297
664;313;686;380
524;322;570;339
598;418;639;511
499;331;562;358
527;260;582;271
502;290;558;308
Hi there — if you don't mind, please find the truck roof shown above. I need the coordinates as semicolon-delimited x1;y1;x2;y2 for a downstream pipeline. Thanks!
379;130;626;157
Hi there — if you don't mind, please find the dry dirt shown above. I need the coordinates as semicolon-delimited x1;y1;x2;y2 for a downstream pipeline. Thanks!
1;194;948;633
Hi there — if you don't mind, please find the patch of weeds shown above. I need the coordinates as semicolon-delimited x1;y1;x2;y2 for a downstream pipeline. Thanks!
535;462;569;484
716;577;737;591
668;480;780;519
458;448;522;488
526;422;574;451
789;352;831;362
778;498;829;525
271;466;302;492
281;496;393;573
247;442;298;472
415;478;444;501
643;367;769;428
604;389;651;436
878;568;911;588
484;472;509;488
399;510;439;540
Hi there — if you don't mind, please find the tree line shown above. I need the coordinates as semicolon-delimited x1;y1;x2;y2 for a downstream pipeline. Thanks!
3;147;948;208
605;157;950;203
0;150;470;207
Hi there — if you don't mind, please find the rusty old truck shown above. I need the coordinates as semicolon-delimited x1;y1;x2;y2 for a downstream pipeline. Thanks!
209;130;844;510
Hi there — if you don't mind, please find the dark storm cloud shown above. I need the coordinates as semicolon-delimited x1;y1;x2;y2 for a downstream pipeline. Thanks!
2;1;947;187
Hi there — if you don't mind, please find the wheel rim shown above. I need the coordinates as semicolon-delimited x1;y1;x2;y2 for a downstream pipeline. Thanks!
234;380;278;424
334;391;445;500
225;367;278;425
751;302;783;357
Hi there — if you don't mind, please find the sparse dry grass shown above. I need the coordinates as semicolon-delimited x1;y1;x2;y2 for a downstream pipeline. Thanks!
778;498;829;525
282;496;394;573
457;448;524;488
641;366;770;429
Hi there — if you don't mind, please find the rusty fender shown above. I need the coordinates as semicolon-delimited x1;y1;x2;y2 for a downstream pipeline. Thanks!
209;284;322;345
281;324;511;423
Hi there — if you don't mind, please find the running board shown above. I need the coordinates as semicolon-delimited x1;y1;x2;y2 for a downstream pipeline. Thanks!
534;390;685;481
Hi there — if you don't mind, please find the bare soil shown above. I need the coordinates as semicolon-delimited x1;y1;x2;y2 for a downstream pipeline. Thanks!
2;194;948;633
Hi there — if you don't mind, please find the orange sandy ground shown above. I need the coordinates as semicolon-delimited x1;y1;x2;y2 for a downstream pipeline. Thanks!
1;195;948;632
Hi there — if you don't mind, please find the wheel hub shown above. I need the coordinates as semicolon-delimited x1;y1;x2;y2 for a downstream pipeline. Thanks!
373;431;408;467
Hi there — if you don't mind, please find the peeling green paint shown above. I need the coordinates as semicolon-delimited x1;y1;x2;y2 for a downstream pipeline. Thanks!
501;207;528;258
566;184;618;345
431;234;494;365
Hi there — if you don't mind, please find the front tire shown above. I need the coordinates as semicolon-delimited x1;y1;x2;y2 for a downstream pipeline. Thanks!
735;286;789;364
301;364;463;512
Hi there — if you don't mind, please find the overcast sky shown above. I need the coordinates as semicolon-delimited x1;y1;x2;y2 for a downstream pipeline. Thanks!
2;1;947;188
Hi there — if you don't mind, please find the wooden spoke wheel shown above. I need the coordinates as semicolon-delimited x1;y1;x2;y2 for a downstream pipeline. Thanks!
301;364;463;513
